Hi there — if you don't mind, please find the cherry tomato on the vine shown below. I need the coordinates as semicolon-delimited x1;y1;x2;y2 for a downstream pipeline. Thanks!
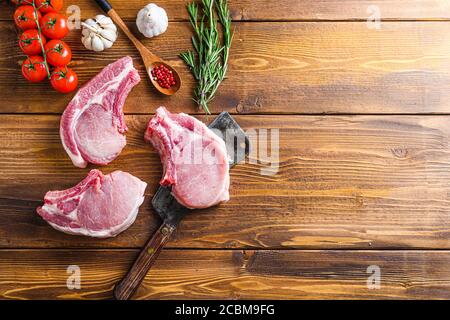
36;0;64;14
19;29;46;56
14;5;42;30
22;55;48;83
40;13;69;39
45;39;72;67
50;67;78;93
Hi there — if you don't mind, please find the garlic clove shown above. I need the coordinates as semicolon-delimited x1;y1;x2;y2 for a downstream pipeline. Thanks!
100;29;117;42
83;36;93;51
91;36;105;52
94;15;110;24
104;23;117;33
102;39;114;50
84;18;96;27
81;27;91;38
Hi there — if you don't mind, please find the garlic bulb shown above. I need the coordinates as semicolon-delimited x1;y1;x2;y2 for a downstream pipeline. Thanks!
81;15;118;52
136;3;168;38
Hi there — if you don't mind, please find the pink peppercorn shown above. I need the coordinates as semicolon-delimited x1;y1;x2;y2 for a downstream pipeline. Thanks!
151;65;176;89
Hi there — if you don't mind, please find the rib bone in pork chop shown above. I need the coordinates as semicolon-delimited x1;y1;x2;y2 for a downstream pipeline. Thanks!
144;107;230;209
37;170;147;238
60;56;141;168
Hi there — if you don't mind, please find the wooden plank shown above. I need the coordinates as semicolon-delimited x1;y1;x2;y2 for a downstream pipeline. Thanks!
2;21;450;115
2;115;450;249
1;0;450;21
0;249;449;299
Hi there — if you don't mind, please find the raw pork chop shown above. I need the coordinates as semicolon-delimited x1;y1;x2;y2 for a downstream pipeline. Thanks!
144;107;230;209
37;170;147;238
60;56;141;168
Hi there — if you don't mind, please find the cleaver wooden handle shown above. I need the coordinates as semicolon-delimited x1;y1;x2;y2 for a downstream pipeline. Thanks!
113;223;176;300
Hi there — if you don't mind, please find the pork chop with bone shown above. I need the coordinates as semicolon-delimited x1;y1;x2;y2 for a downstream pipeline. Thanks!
60;56;141;168
145;107;230;209
37;170;147;238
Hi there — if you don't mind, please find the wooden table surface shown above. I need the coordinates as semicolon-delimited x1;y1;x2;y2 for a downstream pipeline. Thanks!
1;0;450;300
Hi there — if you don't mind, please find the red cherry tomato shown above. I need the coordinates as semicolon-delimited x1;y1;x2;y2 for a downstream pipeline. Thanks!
19;29;46;56
22;55;48;83
14;5;42;30
40;13;69;39
45;39;72;67
36;0;64;14
50;67;78;93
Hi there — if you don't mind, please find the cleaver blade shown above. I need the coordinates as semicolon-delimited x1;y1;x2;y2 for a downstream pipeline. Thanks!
152;112;249;226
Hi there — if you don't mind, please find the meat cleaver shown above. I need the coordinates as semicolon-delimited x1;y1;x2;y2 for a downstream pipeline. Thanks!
114;112;249;300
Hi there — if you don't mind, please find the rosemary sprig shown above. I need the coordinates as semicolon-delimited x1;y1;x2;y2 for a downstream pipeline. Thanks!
180;0;232;114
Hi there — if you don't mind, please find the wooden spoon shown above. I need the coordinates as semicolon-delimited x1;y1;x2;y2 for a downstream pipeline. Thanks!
94;0;181;95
